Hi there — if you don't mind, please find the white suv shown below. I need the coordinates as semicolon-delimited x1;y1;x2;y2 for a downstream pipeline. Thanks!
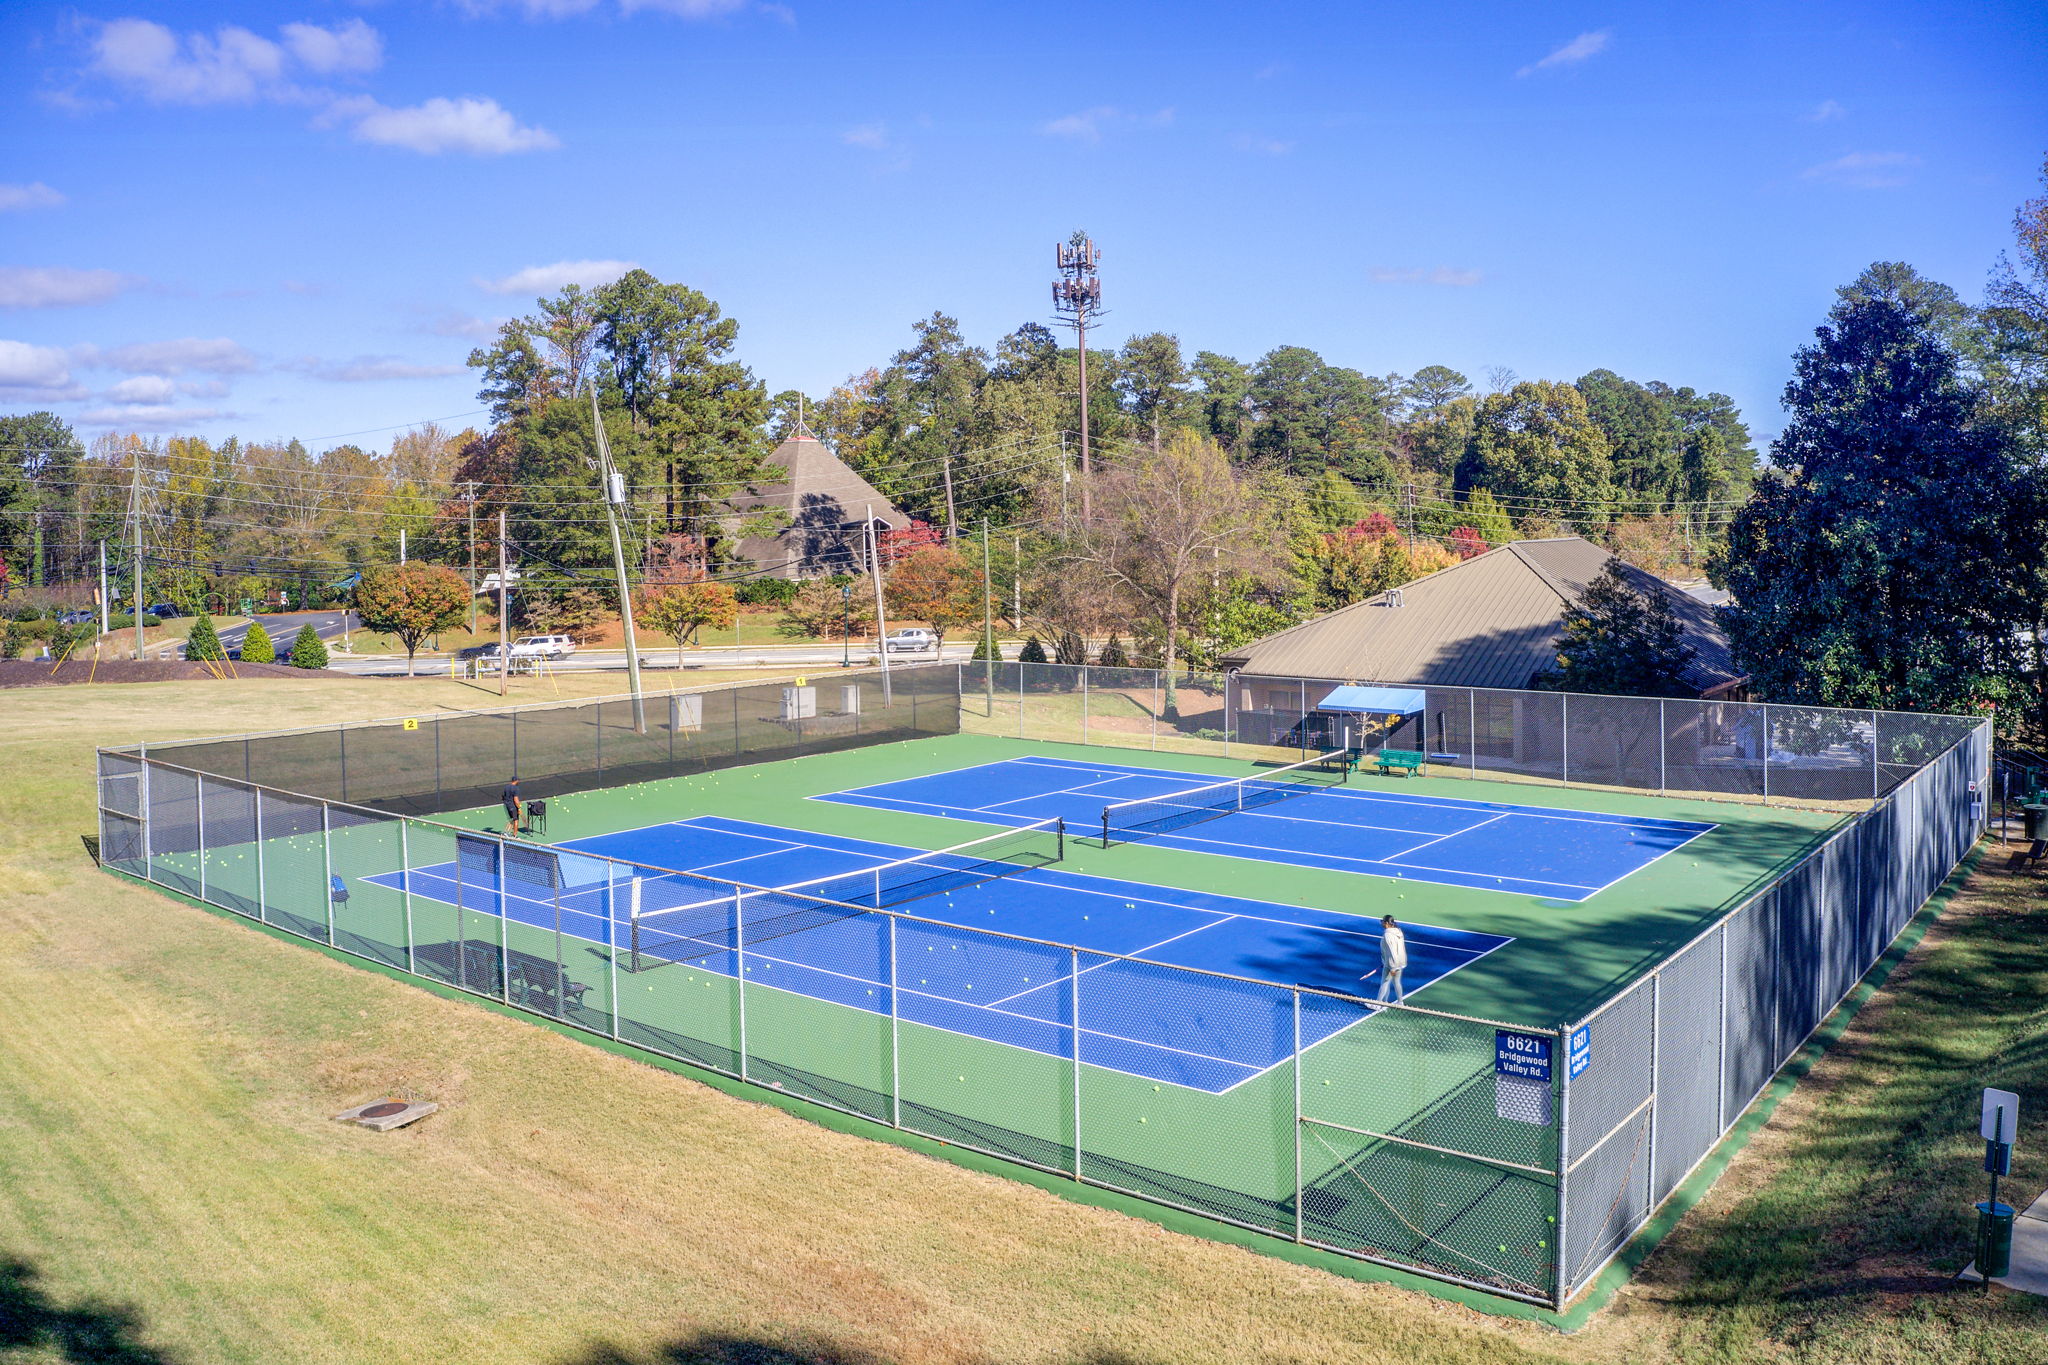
510;634;577;661
884;628;938;653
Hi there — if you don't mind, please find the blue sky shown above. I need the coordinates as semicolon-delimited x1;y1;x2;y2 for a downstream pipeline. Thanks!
2;1;2044;450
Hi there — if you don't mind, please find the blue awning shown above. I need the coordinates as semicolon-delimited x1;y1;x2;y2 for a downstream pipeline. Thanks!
1316;685;1426;715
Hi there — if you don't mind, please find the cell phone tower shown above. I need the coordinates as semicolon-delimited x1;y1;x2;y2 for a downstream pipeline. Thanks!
1052;231;1103;520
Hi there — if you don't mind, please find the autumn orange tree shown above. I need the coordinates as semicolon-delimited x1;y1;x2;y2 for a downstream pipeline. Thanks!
883;544;981;646
635;578;738;664
353;563;471;675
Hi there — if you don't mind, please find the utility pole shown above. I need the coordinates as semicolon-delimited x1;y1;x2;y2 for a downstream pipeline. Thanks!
497;509;509;699
398;528;407;565
98;540;109;637
590;388;646;732
465;482;479;634
1052;231;1103;520
129;456;145;659
865;505;891;703
1012;533;1022;629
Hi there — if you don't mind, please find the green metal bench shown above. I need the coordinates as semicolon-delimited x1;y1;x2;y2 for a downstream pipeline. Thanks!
1374;748;1427;777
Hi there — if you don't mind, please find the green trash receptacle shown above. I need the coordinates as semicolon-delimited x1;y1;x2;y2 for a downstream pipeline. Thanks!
1977;1200;2015;1279
2025;805;2048;841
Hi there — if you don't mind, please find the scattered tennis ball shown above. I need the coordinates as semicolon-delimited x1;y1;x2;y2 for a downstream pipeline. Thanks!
1139;1116;1147;1123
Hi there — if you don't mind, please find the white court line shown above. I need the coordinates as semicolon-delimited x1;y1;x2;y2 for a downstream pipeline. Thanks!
1139;825;1601;895
1379;812;1507;858
981;917;1232;1007
1013;753;1718;832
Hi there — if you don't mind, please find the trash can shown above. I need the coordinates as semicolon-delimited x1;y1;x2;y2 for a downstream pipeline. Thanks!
2025;804;2048;842
1977;1200;2015;1279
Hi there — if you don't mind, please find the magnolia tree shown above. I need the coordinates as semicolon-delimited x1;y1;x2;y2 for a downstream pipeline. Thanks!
354;563;470;675
636;578;738;664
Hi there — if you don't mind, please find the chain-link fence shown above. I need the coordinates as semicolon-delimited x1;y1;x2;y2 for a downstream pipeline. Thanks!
959;663;1984;812
96;667;1989;1310
118;663;962;815
1553;719;1989;1300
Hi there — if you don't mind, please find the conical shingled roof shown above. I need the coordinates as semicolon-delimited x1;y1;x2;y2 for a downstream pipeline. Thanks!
727;431;912;579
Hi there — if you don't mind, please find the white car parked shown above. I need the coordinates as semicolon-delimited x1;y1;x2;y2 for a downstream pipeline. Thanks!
883;628;938;653
509;634;577;661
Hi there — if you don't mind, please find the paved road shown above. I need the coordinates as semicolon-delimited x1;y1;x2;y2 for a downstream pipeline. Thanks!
216;611;359;651
323;640;981;677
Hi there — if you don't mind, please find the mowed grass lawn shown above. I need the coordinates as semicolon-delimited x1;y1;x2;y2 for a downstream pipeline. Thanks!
2;675;2045;1364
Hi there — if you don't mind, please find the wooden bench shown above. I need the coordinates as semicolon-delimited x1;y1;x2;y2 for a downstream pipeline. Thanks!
2006;839;2047;872
1373;749;1427;778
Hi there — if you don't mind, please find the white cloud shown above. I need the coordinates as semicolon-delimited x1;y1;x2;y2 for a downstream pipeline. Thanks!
341;95;559;155
425;311;504;340
621;0;750;15
478;259;638;295
1041;106;1173;144
91;18;291;104
104;375;178;404
89;337;258;376
1517;30;1610;78
1229;133;1294;156
1370;266;1483;286
299;355;467;382
0;182;66;213
842;122;890;150
0;266;141;308
77;404;235;430
0;341;84;399
282;20;384;76
1801;151;1920;189
1806;99;1847;123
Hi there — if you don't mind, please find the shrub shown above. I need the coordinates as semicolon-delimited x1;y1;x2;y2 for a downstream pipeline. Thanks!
1096;635;1129;668
737;577;802;607
289;624;329;669
185;614;226;661
240;621;275;664
1017;634;1048;663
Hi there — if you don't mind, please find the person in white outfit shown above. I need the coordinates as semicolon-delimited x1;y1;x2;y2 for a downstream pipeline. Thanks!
1370;914;1406;1004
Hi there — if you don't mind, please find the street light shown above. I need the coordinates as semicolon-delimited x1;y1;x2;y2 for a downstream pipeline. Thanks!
841;582;852;668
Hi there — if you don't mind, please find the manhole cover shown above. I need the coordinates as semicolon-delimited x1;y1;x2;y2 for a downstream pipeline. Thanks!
359;1101;410;1119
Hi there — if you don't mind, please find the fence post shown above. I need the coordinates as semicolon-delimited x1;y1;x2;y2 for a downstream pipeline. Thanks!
1659;698;1667;795
736;889;748;1082
253;785;267;926
1150;667;1159;750
1554;1027;1572;1310
1071;945;1083;1180
321;801;335;945
1761;703;1771;806
1081;667;1090;747
889;914;901;1130
1716;921;1729;1132
1469;690;1477;779
609;871;623;1042
141;751;153;884
1292;988;1304;1243
1871;711;1881;801
1646;973;1660;1211
1561;692;1570;786
497;836;511;1001
400;820;415;975
196;774;208;904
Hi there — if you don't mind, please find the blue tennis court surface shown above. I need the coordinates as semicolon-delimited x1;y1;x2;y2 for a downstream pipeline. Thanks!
814;754;1717;901
364;814;1509;1093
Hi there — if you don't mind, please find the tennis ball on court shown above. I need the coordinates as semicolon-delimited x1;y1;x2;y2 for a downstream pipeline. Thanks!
1139;1117;1148;1123
958;1076;966;1082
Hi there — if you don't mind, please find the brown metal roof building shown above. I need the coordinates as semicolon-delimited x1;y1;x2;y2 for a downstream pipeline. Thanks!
1219;537;1745;697
726;430;912;579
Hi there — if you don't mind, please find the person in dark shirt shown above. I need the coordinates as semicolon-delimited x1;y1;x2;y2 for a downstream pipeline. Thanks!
501;777;522;834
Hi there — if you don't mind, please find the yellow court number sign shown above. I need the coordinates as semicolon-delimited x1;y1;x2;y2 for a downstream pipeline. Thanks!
403;718;419;731
794;677;807;687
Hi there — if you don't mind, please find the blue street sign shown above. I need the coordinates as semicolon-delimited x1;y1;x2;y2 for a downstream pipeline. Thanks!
1495;1031;1552;1082
1569;1025;1592;1079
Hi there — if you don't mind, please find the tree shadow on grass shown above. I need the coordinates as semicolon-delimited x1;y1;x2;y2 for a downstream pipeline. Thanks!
558;1335;1156;1365
0;1256;178;1364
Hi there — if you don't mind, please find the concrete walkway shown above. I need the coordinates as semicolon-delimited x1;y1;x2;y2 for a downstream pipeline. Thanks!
1960;1186;2048;1294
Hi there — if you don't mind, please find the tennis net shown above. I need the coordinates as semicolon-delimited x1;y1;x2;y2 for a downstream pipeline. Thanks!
1100;751;1349;847
626;816;1066;972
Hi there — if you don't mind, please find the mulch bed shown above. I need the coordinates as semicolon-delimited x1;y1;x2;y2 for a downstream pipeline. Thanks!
0;660;327;688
